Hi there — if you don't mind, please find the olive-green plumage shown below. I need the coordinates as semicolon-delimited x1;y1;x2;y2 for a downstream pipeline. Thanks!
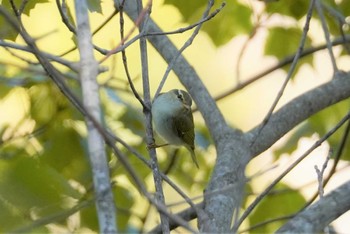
152;89;199;168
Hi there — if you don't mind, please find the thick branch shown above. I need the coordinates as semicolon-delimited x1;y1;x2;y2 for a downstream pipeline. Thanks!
247;71;350;157
116;1;350;233
117;1;249;232
74;0;117;232
115;0;230;145
135;0;170;232
277;180;350;233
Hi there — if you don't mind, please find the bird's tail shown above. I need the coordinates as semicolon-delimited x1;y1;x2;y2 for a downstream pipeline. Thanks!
187;146;199;168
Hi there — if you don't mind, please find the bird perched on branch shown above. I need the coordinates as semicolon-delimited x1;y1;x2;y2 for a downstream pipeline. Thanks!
151;89;199;168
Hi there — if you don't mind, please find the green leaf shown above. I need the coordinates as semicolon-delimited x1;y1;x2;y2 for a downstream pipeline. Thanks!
0;13;18;40
79;202;99;232
308;99;350;161
86;0;102;13
338;0;350;17
0;156;80;232
163;0;208;22
266;0;310;20
273;99;350;161
119;106;145;138
265;27;313;74
29;83;58;124
110;144;151;190
1;0;49;16
163;0;253;46
40;122;91;187
201;2;253;46
249;183;306;233
113;185;134;231
80;185;134;232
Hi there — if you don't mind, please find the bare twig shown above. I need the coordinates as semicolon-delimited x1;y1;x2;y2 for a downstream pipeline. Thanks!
233;110;350;232
0;7;196;232
74;0;117;232
11;198;95;233
314;149;332;198
136;0;171;232
57;6;118;57
277;180;350;233
210;35;350;105
149;202;204;234
144;2;225;37
238;215;294;233
302;117;350;208
108;132;198;213
9;0;19;17
18;0;29;15
154;0;224;98
119;0;146;109
0;40;79;71
100;1;151;63
250;0;316;147
315;0;338;74
56;0;76;33
92;9;119;36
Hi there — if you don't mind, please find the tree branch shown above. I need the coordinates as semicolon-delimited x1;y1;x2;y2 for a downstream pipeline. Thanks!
74;0;117;232
250;0;315;146
277;180;350;233
248;71;350;157
135;0;170;232
212;35;350;103
0;5;197;232
116;1;350;232
115;0;249;232
114;0;229;142
235;110;350;231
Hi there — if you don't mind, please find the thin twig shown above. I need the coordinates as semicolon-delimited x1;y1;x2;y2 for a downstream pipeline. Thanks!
11;198;95;233
137;0;171;232
233;110;350;232
209;35;350;106
143;2;225;37
149;202;204;234
98;1;224;62
315;0;338;74
108;131;199;211
9;0;19;17
58;7;119;57
249;0;315;147
92;8;119;36
119;0;146;109
301;116;350;209
56;0;76;33
0;40;80;72
314;149;332;198
154;1;225;98
238;215;294;233
99;1;151;63
0;7;196;232
18;0;29;15
74;0;117;231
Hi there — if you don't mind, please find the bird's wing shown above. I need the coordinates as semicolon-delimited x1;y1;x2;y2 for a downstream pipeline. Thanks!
173;108;195;150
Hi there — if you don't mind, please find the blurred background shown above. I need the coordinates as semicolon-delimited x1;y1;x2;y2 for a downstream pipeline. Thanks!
0;0;349;232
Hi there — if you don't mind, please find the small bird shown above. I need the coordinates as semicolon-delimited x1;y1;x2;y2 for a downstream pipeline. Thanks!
151;89;199;168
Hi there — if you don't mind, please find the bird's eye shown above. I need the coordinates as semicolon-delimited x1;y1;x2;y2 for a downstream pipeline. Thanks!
176;91;183;101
